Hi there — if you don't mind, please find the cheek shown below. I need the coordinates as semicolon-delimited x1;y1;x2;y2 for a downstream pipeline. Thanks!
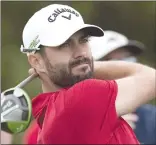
46;50;71;64
47;54;71;69
86;45;93;57
46;47;72;60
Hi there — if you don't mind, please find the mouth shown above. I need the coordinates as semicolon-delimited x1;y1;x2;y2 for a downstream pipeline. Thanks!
71;62;89;68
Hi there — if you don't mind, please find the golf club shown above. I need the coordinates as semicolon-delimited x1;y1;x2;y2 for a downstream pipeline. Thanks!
1;73;38;134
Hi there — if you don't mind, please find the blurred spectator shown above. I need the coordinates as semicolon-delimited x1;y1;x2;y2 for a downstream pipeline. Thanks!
90;30;156;144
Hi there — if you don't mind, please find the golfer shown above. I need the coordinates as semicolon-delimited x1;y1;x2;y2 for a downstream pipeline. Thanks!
20;4;155;144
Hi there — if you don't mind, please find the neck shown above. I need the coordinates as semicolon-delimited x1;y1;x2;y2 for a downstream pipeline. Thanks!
39;75;62;93
41;83;61;93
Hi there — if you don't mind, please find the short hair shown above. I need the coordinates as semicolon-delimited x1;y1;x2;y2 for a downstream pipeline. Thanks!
36;45;45;56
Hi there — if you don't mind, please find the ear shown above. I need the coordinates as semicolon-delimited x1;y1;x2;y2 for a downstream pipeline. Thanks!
27;54;46;73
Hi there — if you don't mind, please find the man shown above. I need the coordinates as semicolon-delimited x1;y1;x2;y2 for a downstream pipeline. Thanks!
19;4;155;144
90;30;156;144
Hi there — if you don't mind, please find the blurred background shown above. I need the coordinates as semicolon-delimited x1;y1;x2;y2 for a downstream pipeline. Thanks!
1;1;156;144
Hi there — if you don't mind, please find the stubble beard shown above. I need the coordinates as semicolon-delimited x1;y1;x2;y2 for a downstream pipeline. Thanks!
44;57;94;88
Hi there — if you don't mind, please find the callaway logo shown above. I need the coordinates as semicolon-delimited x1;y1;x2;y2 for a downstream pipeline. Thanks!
48;8;79;22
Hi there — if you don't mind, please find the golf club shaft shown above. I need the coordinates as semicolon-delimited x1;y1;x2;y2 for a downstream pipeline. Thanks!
15;73;38;88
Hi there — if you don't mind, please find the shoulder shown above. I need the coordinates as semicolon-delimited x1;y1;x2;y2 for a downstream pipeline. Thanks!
64;79;118;107
71;79;117;90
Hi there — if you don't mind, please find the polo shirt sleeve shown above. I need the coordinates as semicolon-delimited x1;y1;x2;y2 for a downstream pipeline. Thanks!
23;120;39;144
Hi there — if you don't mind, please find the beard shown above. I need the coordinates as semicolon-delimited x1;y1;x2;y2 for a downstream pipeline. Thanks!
44;56;94;87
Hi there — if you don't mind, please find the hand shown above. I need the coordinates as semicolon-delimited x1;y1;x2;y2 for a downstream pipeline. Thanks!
28;68;37;76
122;113;139;130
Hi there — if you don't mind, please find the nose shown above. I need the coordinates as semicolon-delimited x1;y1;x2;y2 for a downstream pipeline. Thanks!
72;45;87;59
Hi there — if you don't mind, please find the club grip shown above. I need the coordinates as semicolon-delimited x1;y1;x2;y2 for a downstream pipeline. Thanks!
15;73;38;88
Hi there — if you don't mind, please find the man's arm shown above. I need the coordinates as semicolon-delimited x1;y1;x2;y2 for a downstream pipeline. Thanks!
94;61;156;116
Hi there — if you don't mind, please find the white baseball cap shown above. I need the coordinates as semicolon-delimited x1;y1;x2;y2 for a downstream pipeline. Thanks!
90;30;145;60
20;4;104;54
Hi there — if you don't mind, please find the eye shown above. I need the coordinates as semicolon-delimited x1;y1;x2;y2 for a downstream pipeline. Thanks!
80;36;90;43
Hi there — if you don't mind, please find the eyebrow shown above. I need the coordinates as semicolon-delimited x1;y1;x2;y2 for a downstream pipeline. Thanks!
81;33;90;39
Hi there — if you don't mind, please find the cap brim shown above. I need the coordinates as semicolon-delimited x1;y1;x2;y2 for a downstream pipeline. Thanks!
103;40;145;58
91;37;145;61
123;40;145;55
40;24;104;47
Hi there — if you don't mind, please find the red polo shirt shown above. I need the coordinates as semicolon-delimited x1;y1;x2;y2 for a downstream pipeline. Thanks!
23;120;39;144
30;79;139;144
